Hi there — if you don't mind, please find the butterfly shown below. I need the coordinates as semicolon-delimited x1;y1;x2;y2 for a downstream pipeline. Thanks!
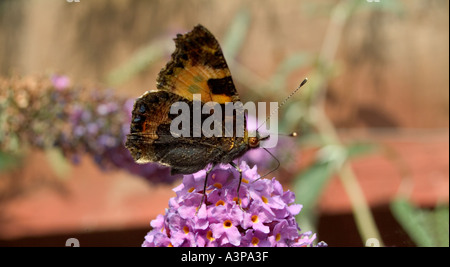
125;24;305;207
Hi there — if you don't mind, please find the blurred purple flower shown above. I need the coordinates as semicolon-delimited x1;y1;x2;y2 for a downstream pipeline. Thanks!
1;74;180;184
97;102;119;115
51;75;70;91
142;161;326;247
49;78;182;183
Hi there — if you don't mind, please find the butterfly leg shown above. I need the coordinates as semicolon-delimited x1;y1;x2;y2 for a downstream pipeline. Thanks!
196;164;215;214
229;162;244;211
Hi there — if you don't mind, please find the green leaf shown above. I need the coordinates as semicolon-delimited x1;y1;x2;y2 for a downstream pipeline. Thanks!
0;151;21;171
434;205;450;247
317;144;348;171
106;39;171;86
346;141;379;159
222;8;251;60
294;161;335;211
294;160;336;234
390;198;449;247
390;198;432;246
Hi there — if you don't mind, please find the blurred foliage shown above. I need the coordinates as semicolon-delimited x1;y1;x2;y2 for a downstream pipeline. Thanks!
0;151;21;172
222;8;251;61
106;39;172;86
391;198;449;247
44;148;72;180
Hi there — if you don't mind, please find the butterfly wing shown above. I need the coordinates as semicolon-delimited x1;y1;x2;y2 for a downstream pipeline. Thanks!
125;90;180;164
126;25;250;175
157;24;240;104
126;90;236;174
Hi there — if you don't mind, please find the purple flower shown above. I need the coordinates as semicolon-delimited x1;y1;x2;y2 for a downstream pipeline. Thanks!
97;102;118;115
51;75;70;91
242;202;273;234
209;203;244;246
1;74;179;184
242;229;273;247
142;161;326;247
270;219;299;247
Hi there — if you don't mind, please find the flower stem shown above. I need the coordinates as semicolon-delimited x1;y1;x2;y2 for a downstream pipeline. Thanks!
339;162;385;246
313;103;384;246
311;0;384;246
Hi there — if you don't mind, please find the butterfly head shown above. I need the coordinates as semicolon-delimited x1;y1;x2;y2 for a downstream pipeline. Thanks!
248;131;270;148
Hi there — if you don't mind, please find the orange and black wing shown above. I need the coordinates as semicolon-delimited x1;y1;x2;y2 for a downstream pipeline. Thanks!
126;25;248;174
125;89;234;174
157;24;240;104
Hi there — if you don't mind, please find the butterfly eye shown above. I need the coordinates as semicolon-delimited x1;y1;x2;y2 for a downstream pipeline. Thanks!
248;137;260;148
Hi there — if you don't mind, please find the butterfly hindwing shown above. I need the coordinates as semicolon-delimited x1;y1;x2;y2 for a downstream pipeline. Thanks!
126;90;181;164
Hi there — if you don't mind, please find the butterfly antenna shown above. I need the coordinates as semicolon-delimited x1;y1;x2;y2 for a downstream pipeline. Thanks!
256;78;308;131
253;148;280;183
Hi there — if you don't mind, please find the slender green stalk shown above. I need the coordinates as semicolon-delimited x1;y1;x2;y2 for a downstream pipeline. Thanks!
313;106;384;246
312;0;384;246
340;162;384;246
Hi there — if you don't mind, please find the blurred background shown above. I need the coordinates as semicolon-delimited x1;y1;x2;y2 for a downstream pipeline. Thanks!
0;0;448;247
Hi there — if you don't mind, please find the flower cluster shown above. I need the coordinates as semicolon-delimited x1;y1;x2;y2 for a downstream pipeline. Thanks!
143;161;326;247
0;74;178;183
